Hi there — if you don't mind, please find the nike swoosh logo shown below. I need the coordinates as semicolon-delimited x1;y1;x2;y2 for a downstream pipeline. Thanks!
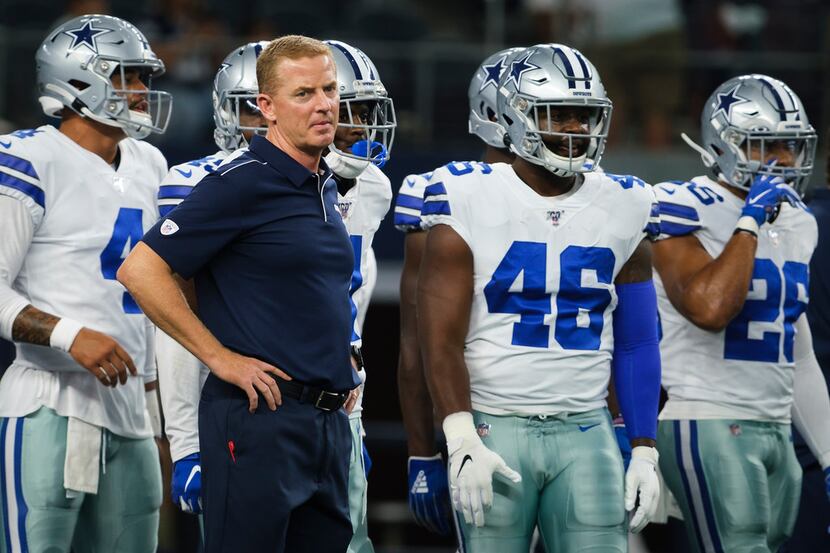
457;454;473;478
578;423;600;432
0;140;11;149
184;465;201;492
175;168;193;178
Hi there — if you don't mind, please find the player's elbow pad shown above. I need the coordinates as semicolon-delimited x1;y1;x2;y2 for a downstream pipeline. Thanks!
612;280;661;442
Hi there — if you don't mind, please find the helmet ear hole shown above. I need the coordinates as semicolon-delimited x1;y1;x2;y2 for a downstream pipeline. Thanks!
69;79;90;91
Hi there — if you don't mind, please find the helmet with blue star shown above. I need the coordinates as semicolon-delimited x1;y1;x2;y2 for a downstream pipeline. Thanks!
496;44;612;177
467;47;525;149
213;42;270;153
36;14;171;139
684;74;817;194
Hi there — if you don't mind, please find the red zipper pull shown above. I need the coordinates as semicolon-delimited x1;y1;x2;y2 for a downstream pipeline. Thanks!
228;440;236;462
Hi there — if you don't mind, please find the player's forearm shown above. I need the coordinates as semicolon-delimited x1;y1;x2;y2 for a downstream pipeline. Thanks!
11;304;60;346
398;349;437;455
676;233;758;331
118;243;224;367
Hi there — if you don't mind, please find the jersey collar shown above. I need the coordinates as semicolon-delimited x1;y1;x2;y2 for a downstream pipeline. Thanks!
249;135;332;188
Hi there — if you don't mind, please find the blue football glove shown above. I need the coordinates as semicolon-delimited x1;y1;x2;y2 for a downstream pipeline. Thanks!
171;452;202;514
741;164;803;226
362;442;372;477
407;454;452;535
614;419;632;471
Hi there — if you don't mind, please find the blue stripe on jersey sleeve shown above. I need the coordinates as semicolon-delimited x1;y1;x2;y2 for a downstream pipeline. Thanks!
0;152;38;179
659;201;699;222
158;185;195;200
394;213;421;227
660;221;700;237
158;204;176;217
422;182;451;216
424;182;447;197
395;193;424;211
0;172;45;208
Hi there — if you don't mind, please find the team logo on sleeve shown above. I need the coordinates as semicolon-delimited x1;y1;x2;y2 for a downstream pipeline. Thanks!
160;219;179;236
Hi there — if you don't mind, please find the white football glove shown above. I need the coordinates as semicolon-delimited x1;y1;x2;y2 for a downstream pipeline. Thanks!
625;446;660;533
443;412;522;527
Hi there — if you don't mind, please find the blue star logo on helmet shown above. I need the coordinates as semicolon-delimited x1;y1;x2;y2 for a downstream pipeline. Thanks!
478;56;507;92
64;20;111;53
505;53;540;88
713;84;748;120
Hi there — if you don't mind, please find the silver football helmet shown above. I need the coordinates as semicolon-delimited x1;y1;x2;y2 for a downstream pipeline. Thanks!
324;40;396;178
468;47;525;148
213;41;269;153
497;44;612;176
36;14;171;139
682;74;817;193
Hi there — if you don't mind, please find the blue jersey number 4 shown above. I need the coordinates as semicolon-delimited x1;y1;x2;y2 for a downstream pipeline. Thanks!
724;258;808;363
483;241;615;350
100;207;144;314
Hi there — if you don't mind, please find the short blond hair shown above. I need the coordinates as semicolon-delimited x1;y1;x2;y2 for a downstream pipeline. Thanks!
256;35;334;95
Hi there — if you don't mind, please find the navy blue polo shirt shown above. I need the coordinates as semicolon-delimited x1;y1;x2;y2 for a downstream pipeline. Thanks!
142;135;357;391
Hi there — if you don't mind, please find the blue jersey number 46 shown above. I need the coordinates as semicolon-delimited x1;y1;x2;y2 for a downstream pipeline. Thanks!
483;241;615;350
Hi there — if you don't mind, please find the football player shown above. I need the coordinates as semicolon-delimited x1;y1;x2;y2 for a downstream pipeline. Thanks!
417;43;662;552
154;41;268;518
652;74;830;552
0;14;170;552
397;46;523;537
324;39;396;553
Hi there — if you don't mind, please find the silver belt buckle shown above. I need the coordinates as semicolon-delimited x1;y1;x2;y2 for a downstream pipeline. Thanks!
315;390;340;411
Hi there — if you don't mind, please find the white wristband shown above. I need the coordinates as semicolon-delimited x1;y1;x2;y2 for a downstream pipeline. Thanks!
49;318;84;352
734;216;760;236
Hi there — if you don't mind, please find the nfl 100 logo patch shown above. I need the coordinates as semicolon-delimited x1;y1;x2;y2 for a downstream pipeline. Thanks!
546;209;564;226
335;201;353;219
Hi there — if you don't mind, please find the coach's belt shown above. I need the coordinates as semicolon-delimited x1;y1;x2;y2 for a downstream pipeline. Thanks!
275;378;349;412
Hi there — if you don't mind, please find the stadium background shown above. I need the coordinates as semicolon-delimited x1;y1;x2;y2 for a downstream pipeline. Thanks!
0;0;828;551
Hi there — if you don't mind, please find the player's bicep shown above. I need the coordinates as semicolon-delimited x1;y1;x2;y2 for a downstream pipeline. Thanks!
615;238;653;285
417;224;473;351
652;234;713;307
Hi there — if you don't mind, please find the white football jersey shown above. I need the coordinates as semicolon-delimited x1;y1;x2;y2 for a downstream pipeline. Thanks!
654;176;817;422
157;150;228;217
422;162;658;415
0;125;167;438
393;170;433;232
336;163;392;417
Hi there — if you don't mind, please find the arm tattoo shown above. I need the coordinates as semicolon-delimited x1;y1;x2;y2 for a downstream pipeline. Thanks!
11;305;60;346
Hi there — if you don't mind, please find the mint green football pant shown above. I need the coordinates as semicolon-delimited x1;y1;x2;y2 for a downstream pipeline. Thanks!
0;407;162;553
456;408;627;553
348;415;374;553
658;419;801;553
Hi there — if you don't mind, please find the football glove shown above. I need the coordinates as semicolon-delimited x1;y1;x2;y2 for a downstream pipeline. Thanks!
443;412;522;528
171;452;202;514
613;418;632;471
407;454;452;535
740;163;804;226
625;446;660;533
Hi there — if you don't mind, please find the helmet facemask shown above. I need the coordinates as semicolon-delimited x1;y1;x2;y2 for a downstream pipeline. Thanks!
213;88;267;152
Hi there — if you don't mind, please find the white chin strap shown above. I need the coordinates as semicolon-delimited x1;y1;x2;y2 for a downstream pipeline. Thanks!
325;148;370;179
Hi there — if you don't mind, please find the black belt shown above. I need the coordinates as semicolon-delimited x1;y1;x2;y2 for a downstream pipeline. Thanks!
275;378;349;412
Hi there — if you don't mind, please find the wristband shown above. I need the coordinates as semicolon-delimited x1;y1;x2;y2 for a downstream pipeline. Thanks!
734;216;759;238
50;318;84;352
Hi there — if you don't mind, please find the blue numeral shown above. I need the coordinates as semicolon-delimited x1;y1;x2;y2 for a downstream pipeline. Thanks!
349;235;363;343
724;258;808;362
445;161;492;176
687;183;724;205
100;208;144;314
484;242;551;348
782;261;809;362
484;242;615;350
555;246;614;350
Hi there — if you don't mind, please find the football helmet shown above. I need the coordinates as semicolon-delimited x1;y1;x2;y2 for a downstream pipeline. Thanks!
682;74;816;194
36;14;171;139
324;40;395;178
213;41;269;152
468;47;524;148
497;44;612;176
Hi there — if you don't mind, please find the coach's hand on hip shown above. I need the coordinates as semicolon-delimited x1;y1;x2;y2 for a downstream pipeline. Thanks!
208;348;292;412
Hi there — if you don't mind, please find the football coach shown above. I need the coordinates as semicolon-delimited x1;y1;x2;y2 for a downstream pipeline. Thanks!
118;35;357;553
